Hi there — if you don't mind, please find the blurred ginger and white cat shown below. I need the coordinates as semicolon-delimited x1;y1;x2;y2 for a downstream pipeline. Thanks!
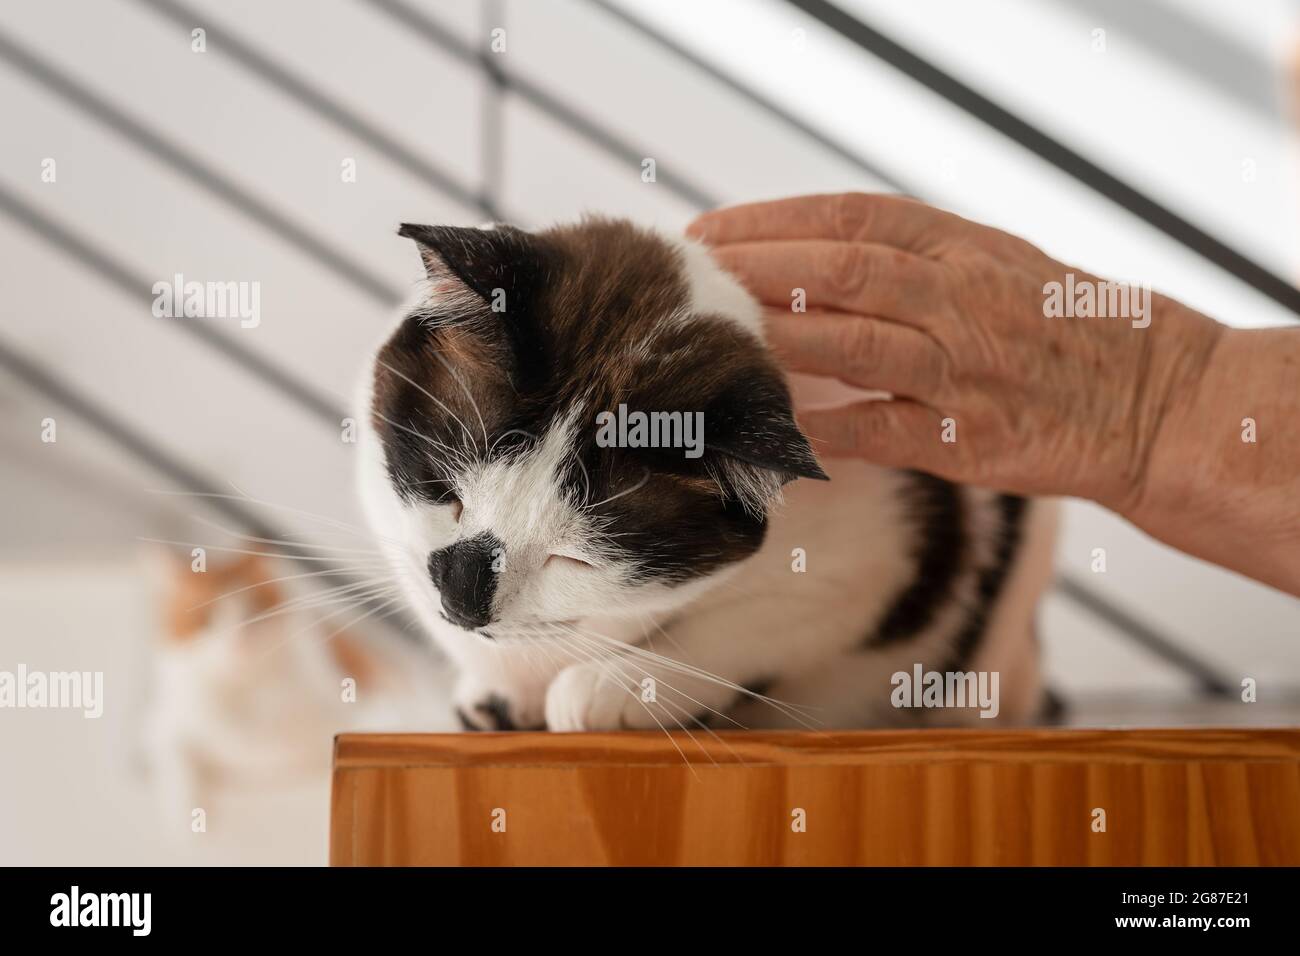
141;549;443;819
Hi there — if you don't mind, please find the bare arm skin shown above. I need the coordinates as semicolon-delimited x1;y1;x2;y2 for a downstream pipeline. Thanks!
688;193;1300;597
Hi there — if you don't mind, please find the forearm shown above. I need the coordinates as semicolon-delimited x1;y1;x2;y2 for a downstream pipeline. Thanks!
1103;302;1300;596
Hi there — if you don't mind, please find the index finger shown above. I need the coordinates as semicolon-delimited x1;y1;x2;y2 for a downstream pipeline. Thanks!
687;192;966;256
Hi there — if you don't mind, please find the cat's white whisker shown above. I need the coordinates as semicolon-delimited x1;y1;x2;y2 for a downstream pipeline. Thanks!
549;634;703;777
564;622;821;729
187;515;383;557
188;585;393;660
183;566;380;614
375;356;483;455
260;575;398;610
485;427;539;460
584;467;650;511
249;590;403;666
370;408;467;466
557;627;738;765
424;347;491;454
559;625;750;736
639;610;690;660
234;580;399;631
146;487;396;545
139;537;391;566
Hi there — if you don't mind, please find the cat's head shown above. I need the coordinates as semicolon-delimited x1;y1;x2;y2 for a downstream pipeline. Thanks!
358;217;825;641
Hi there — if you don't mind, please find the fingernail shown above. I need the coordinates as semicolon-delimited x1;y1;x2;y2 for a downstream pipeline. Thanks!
685;217;712;241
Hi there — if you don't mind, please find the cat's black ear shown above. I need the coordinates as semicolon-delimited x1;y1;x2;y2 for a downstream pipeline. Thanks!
705;373;828;483
397;222;546;312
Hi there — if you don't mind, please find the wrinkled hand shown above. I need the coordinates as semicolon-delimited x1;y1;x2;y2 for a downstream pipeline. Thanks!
688;193;1223;513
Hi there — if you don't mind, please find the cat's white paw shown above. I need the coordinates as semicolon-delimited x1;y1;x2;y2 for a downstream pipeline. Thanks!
453;673;545;731
545;662;714;731
544;663;645;731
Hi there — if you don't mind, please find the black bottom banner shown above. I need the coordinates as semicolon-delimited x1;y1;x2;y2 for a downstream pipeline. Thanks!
0;866;1284;940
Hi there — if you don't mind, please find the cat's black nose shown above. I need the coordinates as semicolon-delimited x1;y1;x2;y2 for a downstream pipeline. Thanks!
427;532;502;631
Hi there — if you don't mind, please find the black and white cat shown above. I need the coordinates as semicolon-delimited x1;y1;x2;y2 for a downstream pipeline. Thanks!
357;217;1056;732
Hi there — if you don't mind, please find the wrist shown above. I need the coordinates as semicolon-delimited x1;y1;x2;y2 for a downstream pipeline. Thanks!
1095;295;1227;522
1111;316;1300;595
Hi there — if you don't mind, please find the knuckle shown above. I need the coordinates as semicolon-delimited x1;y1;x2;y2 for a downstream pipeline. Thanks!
829;192;875;241
839;320;880;378
849;407;884;450
820;243;874;303
930;350;958;398
848;402;900;452
886;247;915;276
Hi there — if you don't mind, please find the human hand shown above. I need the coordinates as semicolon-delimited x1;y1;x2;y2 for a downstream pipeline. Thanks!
687;193;1224;515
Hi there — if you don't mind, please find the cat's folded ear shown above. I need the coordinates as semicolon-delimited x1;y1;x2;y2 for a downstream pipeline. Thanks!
398;223;551;391
706;374;828;481
704;370;828;513
397;223;545;313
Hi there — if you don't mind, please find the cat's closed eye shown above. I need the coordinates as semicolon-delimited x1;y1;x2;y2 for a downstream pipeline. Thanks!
544;553;595;571
439;494;463;522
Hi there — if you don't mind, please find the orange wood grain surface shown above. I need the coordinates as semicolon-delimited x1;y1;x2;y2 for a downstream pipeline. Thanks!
330;729;1300;866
